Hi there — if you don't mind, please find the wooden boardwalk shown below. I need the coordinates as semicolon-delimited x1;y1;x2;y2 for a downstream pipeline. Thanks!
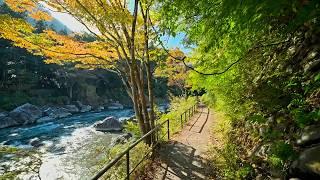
153;106;214;180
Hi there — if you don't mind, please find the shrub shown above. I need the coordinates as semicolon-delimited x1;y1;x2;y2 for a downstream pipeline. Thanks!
94;143;151;179
158;96;197;136
124;121;142;137
207;112;254;179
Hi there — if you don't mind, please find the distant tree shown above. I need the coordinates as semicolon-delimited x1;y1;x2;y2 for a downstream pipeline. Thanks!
74;32;96;42
35;20;47;33
59;27;68;35
0;3;22;17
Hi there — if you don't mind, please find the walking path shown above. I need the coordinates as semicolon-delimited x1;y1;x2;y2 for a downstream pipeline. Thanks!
153;105;214;180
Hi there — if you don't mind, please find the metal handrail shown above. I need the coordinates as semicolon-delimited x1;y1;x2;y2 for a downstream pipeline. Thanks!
91;103;197;180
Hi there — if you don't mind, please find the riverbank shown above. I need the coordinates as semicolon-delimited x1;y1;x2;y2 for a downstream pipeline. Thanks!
0;101;126;129
0;108;134;179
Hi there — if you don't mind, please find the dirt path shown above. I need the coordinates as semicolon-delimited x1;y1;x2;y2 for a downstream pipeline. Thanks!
153;105;214;180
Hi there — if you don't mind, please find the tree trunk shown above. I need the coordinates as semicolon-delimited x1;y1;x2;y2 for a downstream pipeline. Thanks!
129;0;152;144
141;2;156;143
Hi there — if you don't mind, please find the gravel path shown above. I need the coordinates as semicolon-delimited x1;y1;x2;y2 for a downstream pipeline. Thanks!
153;106;214;180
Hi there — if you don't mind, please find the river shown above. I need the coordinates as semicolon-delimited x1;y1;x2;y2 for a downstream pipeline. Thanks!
0;109;134;180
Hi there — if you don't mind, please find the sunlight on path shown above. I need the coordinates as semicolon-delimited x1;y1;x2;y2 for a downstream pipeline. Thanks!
154;106;214;180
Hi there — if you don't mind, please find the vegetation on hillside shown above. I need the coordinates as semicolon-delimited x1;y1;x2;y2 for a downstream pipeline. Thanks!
156;0;320;178
0;3;131;110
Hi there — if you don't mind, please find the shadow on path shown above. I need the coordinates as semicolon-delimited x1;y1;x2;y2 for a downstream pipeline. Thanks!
188;108;204;131
156;141;212;180
152;106;214;180
198;109;209;133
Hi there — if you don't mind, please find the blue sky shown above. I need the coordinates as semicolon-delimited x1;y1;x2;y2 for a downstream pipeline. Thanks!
48;1;190;54
0;0;190;53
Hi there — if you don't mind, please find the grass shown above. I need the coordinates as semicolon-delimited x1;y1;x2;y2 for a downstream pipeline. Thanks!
207;111;254;179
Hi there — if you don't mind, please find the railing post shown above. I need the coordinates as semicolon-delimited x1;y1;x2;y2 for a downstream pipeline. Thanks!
188;108;190;120
185;111;187;122
167;120;170;140
126;152;130;180
192;106;194;116
180;114;183;129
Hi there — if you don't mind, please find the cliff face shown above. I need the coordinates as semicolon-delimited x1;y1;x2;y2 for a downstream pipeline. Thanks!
0;37;131;110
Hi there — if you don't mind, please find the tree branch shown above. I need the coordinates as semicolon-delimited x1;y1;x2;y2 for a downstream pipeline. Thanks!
148;16;290;76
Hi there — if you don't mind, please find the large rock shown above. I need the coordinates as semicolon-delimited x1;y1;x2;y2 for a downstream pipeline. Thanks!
290;146;320;179
64;105;79;113
0;112;8;118
43;107;72;119
75;101;92;112
9;103;42;125
75;101;84;108
93;106;104;112
29;137;44;147
93;116;122;132
108;102;124;110
0;112;17;129
80;105;92;113
297;125;320;146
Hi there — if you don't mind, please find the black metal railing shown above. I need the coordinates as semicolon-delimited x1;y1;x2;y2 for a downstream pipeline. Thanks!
91;103;198;180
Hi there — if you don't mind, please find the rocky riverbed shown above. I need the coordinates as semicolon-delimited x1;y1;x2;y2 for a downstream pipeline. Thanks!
0;108;134;179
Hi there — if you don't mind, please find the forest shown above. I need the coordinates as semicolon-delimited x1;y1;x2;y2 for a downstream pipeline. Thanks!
0;0;319;179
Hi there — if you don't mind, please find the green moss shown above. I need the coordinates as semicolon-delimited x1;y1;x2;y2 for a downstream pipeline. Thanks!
0;146;19;158
124;121;141;137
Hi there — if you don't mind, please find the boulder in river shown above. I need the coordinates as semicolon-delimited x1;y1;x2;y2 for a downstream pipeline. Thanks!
0;112;17;129
64;105;79;113
43;107;72;119
29;137;44;147
9;103;42;126
80;105;92;113
108;102;124;110
75;101;92;112
0;112;8;118
93;106;104;112
93;116;123;132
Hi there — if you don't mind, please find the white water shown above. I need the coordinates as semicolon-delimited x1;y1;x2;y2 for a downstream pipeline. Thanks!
0;109;134;180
